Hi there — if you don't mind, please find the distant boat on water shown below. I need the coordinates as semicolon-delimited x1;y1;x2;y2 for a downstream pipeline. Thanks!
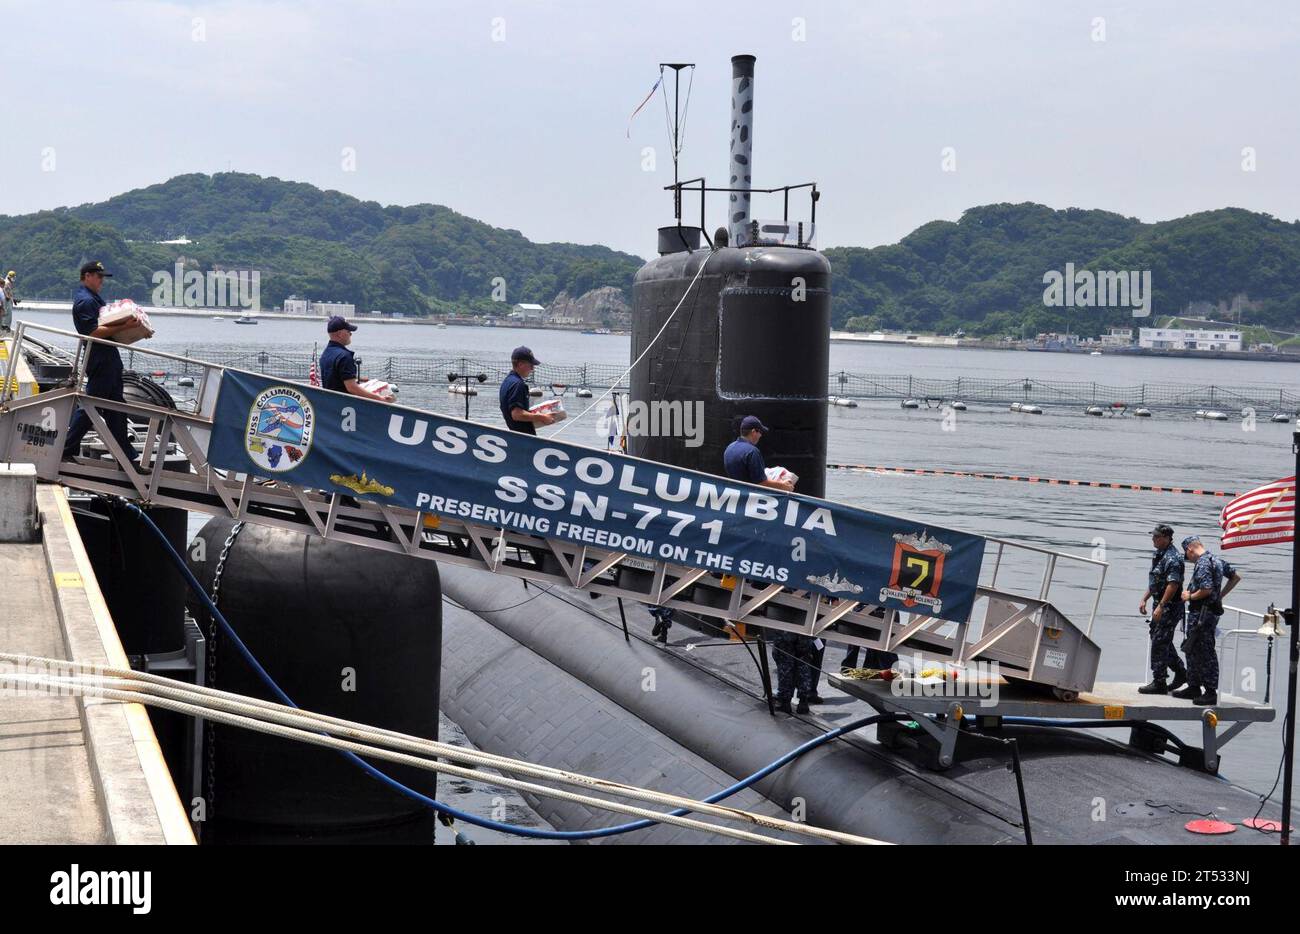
234;315;259;325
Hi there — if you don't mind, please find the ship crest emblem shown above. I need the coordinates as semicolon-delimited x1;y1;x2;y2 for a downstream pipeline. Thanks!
879;529;949;613
245;385;314;473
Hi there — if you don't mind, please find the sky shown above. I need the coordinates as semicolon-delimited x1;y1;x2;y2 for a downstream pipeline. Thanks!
3;0;1298;258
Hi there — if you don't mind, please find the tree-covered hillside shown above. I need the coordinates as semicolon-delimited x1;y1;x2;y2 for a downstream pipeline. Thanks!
0;173;643;315
2;176;1296;335
825;204;1300;336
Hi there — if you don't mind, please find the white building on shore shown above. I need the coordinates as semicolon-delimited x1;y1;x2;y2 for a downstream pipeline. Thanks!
510;303;546;324
281;296;356;317
1099;327;1134;347
1138;327;1243;352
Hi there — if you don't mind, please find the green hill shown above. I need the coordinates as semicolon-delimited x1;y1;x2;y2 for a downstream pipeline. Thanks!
0;173;644;315
2;176;1296;335
825;203;1300;336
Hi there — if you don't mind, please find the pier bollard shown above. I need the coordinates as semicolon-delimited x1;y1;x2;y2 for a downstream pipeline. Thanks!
0;462;38;543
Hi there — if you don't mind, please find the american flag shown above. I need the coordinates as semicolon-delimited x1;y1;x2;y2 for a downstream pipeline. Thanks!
308;357;321;387
1219;476;1295;549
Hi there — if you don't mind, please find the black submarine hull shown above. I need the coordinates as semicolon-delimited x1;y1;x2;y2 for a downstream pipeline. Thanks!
438;561;1289;845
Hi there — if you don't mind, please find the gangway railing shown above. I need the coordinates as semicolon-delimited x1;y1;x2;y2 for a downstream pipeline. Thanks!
1;323;1107;695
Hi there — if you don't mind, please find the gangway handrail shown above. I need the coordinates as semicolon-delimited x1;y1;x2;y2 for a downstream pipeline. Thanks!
1;323;1109;694
1217;604;1286;703
984;535;1108;636
5;322;235;388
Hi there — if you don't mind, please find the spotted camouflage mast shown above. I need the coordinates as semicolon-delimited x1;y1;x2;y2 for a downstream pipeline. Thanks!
728;54;756;246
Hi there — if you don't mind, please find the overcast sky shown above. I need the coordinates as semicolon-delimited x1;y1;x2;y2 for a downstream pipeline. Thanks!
3;0;1298;257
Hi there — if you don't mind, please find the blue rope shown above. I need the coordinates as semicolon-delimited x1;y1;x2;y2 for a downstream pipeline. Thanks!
117;499;891;841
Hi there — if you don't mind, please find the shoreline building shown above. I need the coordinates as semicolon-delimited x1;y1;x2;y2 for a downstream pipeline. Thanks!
1099;326;1134;348
509;303;547;324
1138;326;1243;352
282;295;356;318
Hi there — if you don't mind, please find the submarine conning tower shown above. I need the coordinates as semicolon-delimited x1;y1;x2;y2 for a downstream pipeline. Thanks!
630;53;831;497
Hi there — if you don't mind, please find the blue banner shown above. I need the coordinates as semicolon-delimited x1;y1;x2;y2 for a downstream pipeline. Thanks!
207;371;986;623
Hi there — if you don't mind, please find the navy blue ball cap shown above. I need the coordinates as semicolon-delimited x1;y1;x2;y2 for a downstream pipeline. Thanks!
512;345;540;365
740;415;770;433
327;315;357;333
1181;535;1201;549
79;260;112;278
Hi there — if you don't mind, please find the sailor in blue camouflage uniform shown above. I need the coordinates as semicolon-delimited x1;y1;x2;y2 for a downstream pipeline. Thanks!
1215;553;1243;604
1175;536;1226;706
769;630;819;715
1138;524;1187;695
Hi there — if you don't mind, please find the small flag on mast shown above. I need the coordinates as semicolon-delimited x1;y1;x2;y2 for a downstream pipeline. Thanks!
626;74;663;139
1219;476;1295;549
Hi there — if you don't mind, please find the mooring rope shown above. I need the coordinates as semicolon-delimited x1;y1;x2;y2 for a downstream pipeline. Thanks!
0;653;888;846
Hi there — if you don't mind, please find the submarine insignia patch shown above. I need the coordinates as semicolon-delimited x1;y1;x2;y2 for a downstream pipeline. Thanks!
329;471;395;497
879;529;951;613
805;570;863;594
245;385;314;473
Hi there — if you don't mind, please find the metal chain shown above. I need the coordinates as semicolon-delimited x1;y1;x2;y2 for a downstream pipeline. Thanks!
203;520;245;827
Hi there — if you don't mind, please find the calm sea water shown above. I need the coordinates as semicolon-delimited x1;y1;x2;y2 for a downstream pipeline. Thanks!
17;308;1299;796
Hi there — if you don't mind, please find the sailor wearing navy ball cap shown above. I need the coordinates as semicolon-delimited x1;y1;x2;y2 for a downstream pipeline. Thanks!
723;415;818;714
500;346;553;434
320;316;390;402
62;261;139;462
723;415;795;491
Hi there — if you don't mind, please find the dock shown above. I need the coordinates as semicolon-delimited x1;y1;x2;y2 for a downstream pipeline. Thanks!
0;464;192;844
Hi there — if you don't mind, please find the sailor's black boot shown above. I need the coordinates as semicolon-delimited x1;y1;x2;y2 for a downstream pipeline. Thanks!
774;698;793;715
1137;678;1168;695
1194;691;1218;706
1171;683;1201;700
795;698;811;715
1168;670;1187;693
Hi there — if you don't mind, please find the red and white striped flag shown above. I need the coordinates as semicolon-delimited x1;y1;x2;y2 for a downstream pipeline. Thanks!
308;357;320;387
1219;476;1295;549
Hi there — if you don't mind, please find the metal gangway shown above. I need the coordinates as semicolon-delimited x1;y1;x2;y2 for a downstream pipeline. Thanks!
1;323;1107;697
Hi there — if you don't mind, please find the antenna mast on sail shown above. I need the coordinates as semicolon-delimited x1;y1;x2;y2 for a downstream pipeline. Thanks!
659;62;695;224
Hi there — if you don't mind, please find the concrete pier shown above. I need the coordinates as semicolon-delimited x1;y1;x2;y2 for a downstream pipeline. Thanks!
0;481;193;844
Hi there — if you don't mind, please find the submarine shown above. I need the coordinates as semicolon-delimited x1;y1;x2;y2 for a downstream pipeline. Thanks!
12;54;1292;846
191;56;1291;844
